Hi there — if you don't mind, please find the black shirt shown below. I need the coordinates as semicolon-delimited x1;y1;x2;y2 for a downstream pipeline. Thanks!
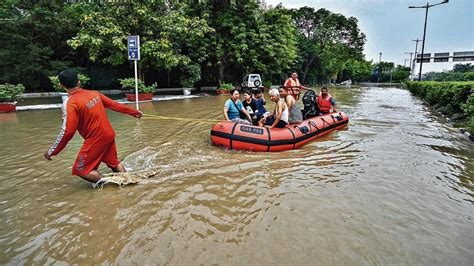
243;98;258;114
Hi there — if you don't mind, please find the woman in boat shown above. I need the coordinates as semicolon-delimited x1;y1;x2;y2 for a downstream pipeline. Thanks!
223;89;252;124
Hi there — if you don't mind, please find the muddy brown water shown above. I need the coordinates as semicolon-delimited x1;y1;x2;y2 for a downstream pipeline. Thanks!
0;86;472;264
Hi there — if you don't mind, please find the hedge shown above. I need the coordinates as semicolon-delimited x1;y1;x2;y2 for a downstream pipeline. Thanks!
405;81;474;135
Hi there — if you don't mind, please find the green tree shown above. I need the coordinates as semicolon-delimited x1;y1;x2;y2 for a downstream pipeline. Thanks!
340;59;372;83
291;7;366;83
68;1;212;82
187;1;297;84
0;1;83;90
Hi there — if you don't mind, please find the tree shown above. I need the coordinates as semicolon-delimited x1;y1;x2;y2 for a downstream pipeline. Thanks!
188;1;298;84
340;59;372;83
67;1;212;82
0;1;83;90
291;7;366;83
452;63;474;73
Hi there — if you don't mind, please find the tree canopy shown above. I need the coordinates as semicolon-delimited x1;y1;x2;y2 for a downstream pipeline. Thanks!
0;0;369;91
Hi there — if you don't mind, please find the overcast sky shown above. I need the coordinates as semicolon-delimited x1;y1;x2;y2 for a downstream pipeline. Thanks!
265;0;474;72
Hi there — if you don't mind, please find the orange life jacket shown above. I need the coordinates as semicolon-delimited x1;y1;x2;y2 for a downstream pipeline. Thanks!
317;93;332;112
284;78;302;99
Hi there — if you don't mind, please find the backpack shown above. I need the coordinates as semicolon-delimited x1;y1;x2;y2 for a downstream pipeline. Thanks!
301;89;319;119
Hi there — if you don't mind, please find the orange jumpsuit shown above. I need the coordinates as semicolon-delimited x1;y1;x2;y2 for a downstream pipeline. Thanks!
46;89;140;175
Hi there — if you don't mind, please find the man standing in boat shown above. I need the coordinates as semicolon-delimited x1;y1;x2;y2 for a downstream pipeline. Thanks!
284;72;307;100
43;70;142;183
317;87;337;115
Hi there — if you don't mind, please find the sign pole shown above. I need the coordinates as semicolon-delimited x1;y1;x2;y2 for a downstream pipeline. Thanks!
127;35;140;111
134;60;139;111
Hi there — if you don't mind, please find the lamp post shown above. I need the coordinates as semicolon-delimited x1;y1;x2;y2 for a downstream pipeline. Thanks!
411;39;422;80
377;52;382;82
409;0;449;81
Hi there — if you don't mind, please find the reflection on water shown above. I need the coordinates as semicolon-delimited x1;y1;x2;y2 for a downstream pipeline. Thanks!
0;86;473;264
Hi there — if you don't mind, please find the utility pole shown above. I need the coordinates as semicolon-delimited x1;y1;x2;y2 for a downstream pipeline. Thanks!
411;39;422;80
405;52;413;68
377;52;382;82
409;0;449;81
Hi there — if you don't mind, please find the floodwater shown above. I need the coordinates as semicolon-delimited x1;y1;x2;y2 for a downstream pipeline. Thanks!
0;86;472;264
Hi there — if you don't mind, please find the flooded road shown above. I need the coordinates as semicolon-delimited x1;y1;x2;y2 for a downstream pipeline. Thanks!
0;85;472;264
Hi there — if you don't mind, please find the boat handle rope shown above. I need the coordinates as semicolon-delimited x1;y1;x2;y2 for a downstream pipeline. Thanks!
308;121;319;133
320;117;331;127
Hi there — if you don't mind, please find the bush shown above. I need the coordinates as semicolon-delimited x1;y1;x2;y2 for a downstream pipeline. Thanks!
263;81;272;88
119;78;156;94
49;73;91;92
218;83;233;91
0;84;25;102
406;81;474;134
180;64;201;88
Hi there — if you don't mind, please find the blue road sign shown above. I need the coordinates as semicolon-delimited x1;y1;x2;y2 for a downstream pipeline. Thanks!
128;36;140;60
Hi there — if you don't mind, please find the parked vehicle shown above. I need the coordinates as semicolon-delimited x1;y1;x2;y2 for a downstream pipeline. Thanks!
241;74;263;91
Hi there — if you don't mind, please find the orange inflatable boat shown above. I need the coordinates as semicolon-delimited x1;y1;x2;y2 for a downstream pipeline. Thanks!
211;112;349;152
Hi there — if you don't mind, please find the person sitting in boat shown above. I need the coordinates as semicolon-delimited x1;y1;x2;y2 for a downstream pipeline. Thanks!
258;88;288;128
253;89;267;115
242;90;260;125
284;72;307;100
224;89;253;124
278;86;303;124
317;87;337;115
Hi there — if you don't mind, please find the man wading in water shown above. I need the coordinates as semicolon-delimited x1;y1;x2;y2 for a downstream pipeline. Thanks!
44;70;142;183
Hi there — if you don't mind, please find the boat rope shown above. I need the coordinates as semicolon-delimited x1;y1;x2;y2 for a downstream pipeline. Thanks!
142;113;221;124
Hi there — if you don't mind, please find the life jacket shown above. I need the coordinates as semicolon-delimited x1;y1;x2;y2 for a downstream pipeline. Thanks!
317;93;332;112
284;78;301;99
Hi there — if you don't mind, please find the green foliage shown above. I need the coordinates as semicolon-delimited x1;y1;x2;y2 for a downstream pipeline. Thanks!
291;7;366;84
424;63;474;82
49;73;91;92
218;83;233;91
0;1;369;90
180;64;201;88
68;2;212;79
263;81;272;88
406;81;474;133
371;62;410;82
453;63;474;73
119;78;155;94
340;59;372;83
0;1;83;90
190;2;298;83
0;83;25;102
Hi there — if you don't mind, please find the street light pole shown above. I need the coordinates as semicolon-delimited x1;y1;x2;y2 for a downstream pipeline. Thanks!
409;0;449;81
405;52;413;68
411;39;421;80
378;52;382;82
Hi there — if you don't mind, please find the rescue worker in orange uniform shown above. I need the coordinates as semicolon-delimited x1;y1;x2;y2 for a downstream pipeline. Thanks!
44;70;143;183
317;87;337;115
284;72;307;100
